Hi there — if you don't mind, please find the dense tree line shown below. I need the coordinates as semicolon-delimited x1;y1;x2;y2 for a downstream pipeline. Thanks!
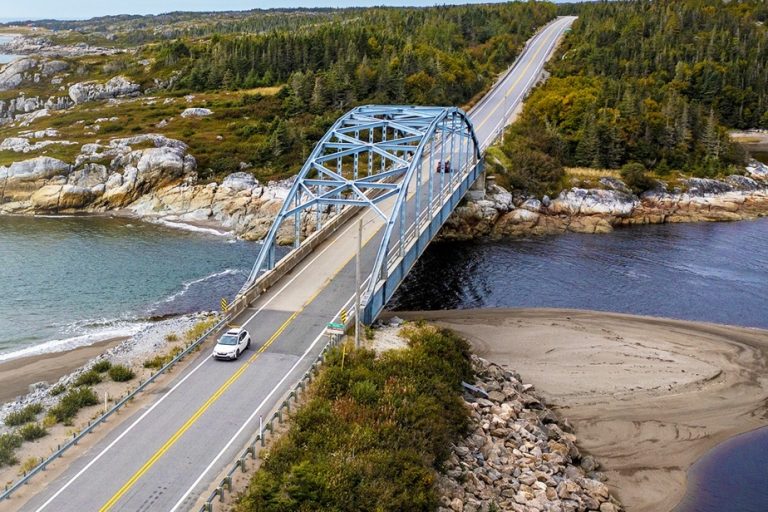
171;3;557;108
157;3;556;179
496;0;766;191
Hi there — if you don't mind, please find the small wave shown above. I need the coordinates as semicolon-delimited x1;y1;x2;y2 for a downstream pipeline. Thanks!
154;219;232;237
0;322;149;363
153;268;244;307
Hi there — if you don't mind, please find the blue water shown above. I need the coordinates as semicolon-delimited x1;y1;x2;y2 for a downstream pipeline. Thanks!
675;427;768;512
0;35;19;63
392;218;768;328
0;215;261;360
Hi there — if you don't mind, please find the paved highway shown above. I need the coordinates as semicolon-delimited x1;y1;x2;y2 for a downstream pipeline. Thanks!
15;15;575;512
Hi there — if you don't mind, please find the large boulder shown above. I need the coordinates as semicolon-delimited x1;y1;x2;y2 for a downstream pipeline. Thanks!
221;172;257;191
68;76;141;104
181;108;213;118
0;58;37;91
1;156;69;182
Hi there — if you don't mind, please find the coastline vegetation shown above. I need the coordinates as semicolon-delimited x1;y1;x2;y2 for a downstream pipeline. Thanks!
492;0;768;195
235;323;473;511
3;403;44;427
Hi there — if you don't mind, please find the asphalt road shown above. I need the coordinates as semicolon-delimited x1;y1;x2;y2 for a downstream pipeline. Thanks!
15;15;575;512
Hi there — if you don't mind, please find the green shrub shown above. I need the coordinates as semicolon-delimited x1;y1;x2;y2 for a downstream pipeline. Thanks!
92;360;112;373
108;365;135;382
620;162;656;194
4;403;44;427
49;384;66;396
234;325;473;512
0;433;22;467
18;423;48;442
164;333;179;342
184;318;218;342
49;387;99;424
143;346;184;369
74;370;102;387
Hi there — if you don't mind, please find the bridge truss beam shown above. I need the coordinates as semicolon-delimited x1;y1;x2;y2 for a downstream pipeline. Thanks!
241;105;482;323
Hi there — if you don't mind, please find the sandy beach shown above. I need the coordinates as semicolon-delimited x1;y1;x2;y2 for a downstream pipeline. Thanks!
387;308;768;512
0;337;126;403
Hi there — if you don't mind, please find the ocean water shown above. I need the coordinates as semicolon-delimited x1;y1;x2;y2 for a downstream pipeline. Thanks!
391;217;768;328
0;215;262;360
0;34;20;64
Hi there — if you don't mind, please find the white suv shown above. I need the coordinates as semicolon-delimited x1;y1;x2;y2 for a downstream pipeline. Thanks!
212;327;251;360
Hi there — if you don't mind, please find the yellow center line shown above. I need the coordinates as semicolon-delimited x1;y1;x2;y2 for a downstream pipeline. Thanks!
99;216;382;512
475;28;557;131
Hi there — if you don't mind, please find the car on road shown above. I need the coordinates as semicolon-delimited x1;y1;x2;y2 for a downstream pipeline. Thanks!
212;327;251;360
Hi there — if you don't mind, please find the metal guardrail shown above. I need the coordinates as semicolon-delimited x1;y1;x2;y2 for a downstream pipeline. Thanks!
0;316;229;501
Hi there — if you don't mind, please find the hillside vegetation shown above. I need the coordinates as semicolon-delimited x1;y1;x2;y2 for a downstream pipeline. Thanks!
492;0;768;195
0;4;556;182
235;325;473;511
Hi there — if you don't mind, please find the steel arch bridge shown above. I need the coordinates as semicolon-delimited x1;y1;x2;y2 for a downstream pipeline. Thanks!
240;104;483;324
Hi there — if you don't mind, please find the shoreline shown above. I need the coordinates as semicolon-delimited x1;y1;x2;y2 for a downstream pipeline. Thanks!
384;308;768;512
0;336;126;403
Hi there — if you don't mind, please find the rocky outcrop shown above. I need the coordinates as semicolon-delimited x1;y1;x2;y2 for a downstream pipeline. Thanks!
0;58;38;91
441;162;768;240
438;356;622;512
68;76;141;104
0;57;70;92
0;134;292;240
0;95;73;125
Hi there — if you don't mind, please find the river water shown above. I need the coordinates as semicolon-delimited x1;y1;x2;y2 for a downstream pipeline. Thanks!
390;218;768;329
389;217;768;511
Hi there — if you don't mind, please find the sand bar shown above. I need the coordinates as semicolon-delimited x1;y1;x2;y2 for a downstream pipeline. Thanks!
387;308;768;512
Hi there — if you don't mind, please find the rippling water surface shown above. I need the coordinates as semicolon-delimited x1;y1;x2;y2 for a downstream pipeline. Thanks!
0;216;259;360
391;218;768;328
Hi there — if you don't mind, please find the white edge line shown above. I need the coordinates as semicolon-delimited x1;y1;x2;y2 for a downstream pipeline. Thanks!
34;210;379;511
168;287;364;512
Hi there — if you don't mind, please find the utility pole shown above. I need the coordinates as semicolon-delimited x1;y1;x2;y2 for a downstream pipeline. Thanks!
355;218;362;349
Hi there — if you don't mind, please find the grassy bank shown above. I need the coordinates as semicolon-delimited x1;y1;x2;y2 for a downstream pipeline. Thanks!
235;324;473;511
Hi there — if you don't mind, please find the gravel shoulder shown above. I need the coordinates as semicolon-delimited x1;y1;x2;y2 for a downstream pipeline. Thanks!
383;308;768;512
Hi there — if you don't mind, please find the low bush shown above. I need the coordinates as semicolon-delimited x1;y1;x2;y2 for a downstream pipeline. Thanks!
18;423;48;442
49;384;67;396
4;403;44;427
143;346;184;369
184;318;218;343
49;387;99;424
0;433;22;467
235;324;473;512
164;333;179;343
108;365;135;382
74;370;103;387
92;360;112;373
620;162;656;194
19;457;40;476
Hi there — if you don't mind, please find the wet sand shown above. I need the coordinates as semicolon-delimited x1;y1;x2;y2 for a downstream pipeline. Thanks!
386;308;768;512
0;337;126;403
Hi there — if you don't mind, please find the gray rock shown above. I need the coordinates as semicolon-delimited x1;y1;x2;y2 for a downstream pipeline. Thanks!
221;172;258;191
68;76;141;104
181;107;213;118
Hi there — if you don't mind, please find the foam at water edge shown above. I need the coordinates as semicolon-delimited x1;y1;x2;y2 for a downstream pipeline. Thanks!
152;268;245;307
0;322;150;363
154;219;232;237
